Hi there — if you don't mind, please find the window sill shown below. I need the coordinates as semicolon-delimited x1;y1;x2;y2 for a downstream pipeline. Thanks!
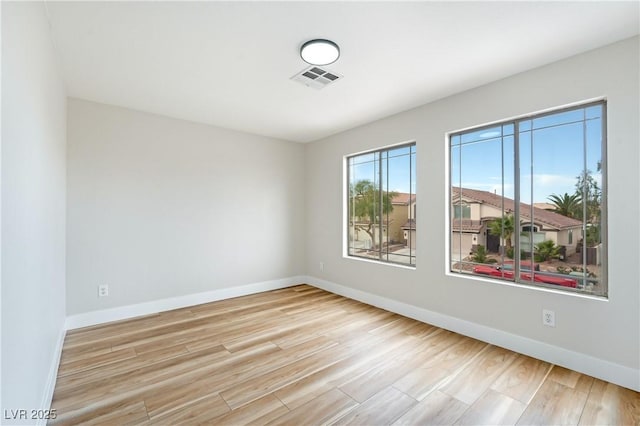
446;271;608;301
344;255;416;270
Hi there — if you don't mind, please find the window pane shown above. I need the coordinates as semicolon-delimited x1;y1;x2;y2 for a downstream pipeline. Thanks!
460;125;502;145
450;128;514;279
532;109;583;130
523;108;603;295
349;154;380;258
387;150;414;265
450;145;462;272
388;145;411;158
524;116;582;285
502;123;514;136
583;117;603;294
586;104;602;120
347;143;416;267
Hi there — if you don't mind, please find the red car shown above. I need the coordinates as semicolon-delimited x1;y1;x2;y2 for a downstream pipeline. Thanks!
472;263;578;288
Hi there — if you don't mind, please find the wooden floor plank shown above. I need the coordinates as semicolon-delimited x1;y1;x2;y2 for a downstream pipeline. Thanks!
219;339;351;409
390;332;485;402
578;378;640;426
205;394;288;425
54;343;225;394
146;336;335;417
392;390;469;425
59;341;113;365
547;365;595;393
52;345;234;414
267;388;357;426
50;286;639;425
49;398;149;426
57;348;137;378
339;332;482;403
490;354;553;404
455;389;526;425
403;321;438;339
368;315;420;338
440;344;518;405
516;379;590;425
331;386;417;425
222;308;346;352
148;393;230;425
274;333;422;410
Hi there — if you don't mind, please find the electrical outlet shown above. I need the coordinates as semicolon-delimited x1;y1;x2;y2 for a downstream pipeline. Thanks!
542;309;555;327
98;284;109;297
319;262;324;272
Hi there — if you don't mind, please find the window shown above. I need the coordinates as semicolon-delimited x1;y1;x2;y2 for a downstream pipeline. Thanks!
453;202;471;219
450;101;606;296
347;143;416;266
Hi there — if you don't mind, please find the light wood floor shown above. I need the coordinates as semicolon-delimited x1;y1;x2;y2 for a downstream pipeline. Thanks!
51;285;639;425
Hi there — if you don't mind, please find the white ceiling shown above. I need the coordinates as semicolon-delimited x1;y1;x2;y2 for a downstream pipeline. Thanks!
45;1;639;143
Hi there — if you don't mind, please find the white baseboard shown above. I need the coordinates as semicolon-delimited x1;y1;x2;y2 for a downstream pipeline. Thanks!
65;276;306;330
39;326;66;425
305;275;640;392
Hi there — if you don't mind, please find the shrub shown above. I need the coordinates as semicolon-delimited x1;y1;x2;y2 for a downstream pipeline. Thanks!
506;247;532;260
569;265;597;278
472;245;488;263
534;240;561;262
506;247;514;259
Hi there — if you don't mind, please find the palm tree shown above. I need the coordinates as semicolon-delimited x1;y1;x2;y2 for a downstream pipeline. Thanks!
548;192;581;219
489;214;515;251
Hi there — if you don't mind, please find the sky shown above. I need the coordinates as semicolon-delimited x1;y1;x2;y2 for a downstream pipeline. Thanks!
451;105;603;203
348;105;603;204
349;145;417;195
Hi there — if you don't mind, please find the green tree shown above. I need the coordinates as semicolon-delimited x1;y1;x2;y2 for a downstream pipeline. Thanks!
547;192;581;218
349;180;397;249
489;214;516;252
575;169;601;224
534;240;561;262
575;168;602;246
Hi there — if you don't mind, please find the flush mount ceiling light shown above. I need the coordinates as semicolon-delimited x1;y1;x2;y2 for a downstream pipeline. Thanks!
300;39;340;66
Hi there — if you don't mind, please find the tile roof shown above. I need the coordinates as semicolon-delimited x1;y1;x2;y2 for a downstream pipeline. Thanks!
452;219;483;232
402;219;416;230
391;192;416;205
451;187;582;230
533;202;556;211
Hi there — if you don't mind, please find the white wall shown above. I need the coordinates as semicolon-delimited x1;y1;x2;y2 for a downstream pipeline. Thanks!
305;37;639;385
66;99;305;315
1;2;67;422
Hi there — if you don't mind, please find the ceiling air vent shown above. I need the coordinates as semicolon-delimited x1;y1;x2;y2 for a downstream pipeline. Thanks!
291;66;342;90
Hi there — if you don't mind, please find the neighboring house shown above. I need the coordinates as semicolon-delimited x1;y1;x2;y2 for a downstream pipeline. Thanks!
451;187;582;258
350;192;415;249
402;197;417;249
533;202;557;211
391;193;415;245
350;220;388;249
